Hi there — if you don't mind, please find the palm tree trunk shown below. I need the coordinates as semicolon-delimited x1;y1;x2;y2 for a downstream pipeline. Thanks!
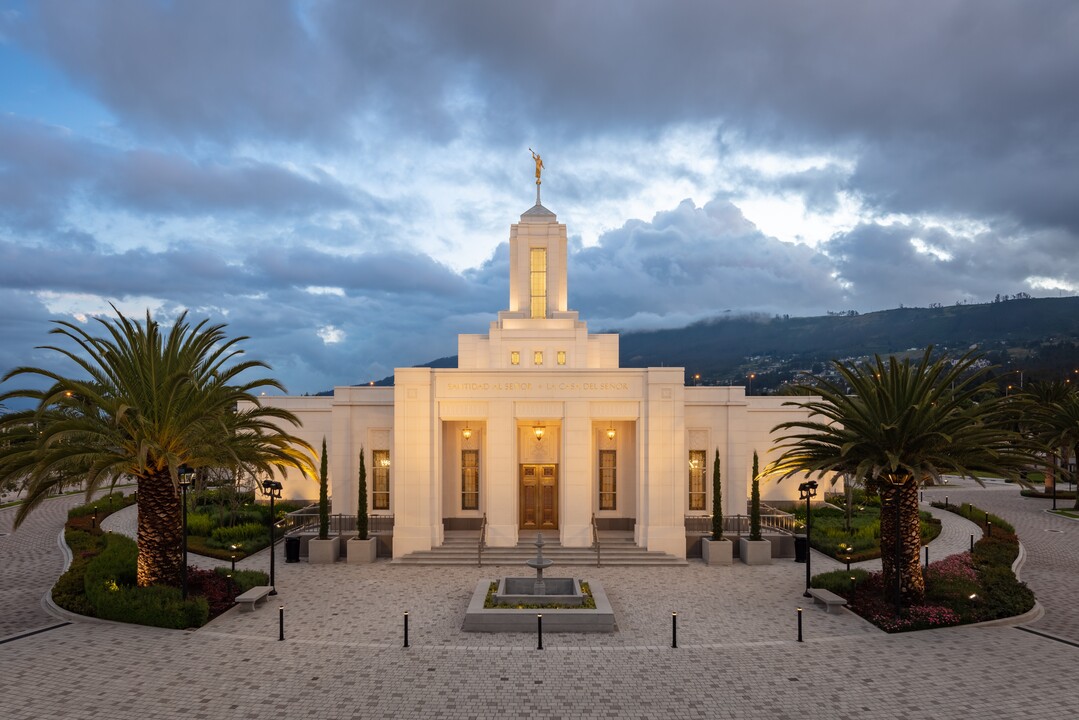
879;480;926;607
879;484;899;605
897;480;925;604
136;470;183;588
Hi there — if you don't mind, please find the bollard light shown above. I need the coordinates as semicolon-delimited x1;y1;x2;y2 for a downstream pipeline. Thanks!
278;606;284;641
797;607;803;643
970;534;974;552
537;614;543;650
987;520;992;537
672;612;678;649
924;546;929;569
404;611;410;648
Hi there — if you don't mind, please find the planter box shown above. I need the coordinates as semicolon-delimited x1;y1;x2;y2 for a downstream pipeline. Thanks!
739;537;773;566
701;537;733;566
347;537;377;564
308;536;340;564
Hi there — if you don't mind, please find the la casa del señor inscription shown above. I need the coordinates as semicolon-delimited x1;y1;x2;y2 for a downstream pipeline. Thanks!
446;381;631;393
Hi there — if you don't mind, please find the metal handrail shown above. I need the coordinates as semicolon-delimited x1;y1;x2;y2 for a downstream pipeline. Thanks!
281;509;394;536
684;512;799;535
477;513;487;567
591;513;601;567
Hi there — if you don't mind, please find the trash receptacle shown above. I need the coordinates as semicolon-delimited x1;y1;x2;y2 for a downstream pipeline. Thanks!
284;536;300;563
794;534;808;563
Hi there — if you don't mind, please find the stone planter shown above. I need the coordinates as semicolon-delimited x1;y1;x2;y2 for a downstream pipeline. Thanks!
701;537;733;566
308;536;340;564
739;537;773;566
347;537;377;564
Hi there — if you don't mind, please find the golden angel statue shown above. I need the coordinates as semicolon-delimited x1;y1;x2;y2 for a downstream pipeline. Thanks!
529;148;544;184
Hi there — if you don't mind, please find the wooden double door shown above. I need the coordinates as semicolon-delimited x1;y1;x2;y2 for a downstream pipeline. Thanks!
520;464;558;530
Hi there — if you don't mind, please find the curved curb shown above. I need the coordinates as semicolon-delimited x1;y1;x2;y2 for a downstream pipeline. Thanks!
1043;508;1079;523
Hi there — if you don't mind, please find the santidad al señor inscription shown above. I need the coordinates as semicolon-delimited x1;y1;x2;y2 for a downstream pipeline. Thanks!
447;381;631;393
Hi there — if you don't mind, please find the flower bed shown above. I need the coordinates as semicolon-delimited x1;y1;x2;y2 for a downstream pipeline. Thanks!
811;502;1034;632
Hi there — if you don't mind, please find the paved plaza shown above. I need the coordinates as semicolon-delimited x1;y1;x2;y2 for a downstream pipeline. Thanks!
2;482;1076;719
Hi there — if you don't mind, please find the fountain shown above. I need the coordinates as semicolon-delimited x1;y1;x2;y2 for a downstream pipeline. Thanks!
462;532;615;632
491;534;585;606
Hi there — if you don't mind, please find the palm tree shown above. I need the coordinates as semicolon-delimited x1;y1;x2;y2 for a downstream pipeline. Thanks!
1037;391;1079;509
0;309;315;588
767;349;1037;607
1022;380;1077;494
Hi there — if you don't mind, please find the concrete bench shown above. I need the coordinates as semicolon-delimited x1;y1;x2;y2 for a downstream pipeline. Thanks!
807;588;848;614
235;586;273;612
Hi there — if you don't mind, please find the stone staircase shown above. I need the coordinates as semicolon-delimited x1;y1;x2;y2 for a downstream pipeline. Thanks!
393;531;687;566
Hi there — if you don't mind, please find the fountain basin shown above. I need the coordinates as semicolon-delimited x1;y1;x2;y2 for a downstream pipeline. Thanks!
493;577;585;606
462;579;615;633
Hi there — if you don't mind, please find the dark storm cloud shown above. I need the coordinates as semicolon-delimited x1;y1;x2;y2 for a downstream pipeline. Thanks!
19;1;1078;235
0;116;355;236
106;151;354;216
823;221;1079;309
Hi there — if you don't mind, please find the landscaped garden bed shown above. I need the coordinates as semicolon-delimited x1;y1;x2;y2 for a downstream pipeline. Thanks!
54;494;268;629
797;490;941;562
183;486;305;560
810;501;1034;632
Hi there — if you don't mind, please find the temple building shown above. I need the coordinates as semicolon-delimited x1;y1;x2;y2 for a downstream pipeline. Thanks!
259;179;817;561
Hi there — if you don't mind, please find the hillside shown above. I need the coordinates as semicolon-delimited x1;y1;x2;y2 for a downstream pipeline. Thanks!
363;296;1079;390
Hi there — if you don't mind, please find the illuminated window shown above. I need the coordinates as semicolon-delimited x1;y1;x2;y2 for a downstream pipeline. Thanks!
373;450;390;510
557;350;566;366
599;450;617;510
510;351;520;366
461;450;479;510
530;247;547;319
688;450;706;511
534;351;543;365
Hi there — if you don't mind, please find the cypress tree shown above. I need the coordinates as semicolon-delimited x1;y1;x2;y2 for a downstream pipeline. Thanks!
750;450;762;541
711;450;723;540
318;437;329;540
357;446;368;541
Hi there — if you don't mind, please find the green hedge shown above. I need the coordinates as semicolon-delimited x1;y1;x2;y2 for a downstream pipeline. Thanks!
67;491;136;519
209;522;267;545
83;534;208;629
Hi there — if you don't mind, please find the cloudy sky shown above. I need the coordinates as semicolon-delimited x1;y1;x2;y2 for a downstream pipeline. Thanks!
1;1;1077;395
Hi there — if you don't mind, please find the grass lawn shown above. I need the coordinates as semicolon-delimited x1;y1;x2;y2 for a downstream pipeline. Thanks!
1050;508;1079;519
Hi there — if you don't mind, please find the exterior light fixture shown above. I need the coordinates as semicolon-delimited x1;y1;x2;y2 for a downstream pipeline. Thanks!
462;425;473;440
533;425;545;440
606;424;616;441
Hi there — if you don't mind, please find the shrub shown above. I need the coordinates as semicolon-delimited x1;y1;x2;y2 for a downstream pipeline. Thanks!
83;534;208;629
210;522;268;545
67;491;135;519
810;569;871;594
186;512;215;537
972;532;1020;568
213;567;269;594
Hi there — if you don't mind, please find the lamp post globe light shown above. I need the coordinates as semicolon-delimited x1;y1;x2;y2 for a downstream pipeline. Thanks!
178;464;195;601
261;478;284;596
798;480;818;598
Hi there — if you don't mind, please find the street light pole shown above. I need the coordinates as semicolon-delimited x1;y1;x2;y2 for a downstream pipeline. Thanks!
261;478;283;596
178;465;195;601
799;480;818;598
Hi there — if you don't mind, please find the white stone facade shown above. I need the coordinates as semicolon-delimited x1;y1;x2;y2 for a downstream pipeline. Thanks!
254;198;821;559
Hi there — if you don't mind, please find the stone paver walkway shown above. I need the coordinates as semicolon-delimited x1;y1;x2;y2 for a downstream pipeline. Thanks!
2;484;1077;718
0;491;116;640
926;479;1079;643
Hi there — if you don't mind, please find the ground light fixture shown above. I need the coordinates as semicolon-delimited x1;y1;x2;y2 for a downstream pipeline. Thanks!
798;479;818;598
178;464;195;601
260;477;284;596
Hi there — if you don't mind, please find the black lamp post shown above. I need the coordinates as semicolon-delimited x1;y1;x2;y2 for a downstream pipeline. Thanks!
178;464;195;601
799;480;818;598
261;478;283;596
